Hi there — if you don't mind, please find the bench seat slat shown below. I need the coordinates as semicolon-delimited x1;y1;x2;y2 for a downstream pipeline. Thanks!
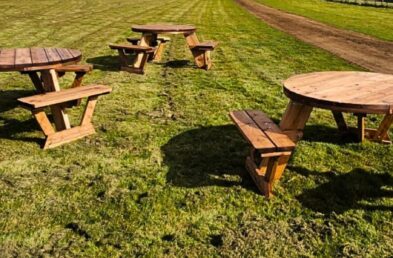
55;64;93;73
18;85;111;109
190;41;218;50
230;111;276;152
109;44;154;52
246;110;295;151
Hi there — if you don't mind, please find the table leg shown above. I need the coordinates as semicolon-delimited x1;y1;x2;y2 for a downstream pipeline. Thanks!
135;33;155;66
40;69;71;130
373;114;393;143
355;113;366;142
184;32;206;68
153;35;166;62
26;72;45;93
279;100;313;143
332;111;348;132
332;111;368;142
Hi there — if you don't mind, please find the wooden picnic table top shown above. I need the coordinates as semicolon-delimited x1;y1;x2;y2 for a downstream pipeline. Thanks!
132;24;196;34
0;47;82;72
283;71;393;114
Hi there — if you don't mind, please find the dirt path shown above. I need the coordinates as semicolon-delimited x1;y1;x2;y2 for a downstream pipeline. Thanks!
236;0;393;74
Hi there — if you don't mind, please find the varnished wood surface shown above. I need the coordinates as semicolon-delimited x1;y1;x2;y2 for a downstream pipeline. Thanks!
230;110;295;152
284;71;393;114
18;84;111;109
132;24;196;34
109;44;154;52
0;48;81;71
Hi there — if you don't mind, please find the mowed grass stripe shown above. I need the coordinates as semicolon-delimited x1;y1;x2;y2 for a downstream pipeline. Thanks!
0;0;392;257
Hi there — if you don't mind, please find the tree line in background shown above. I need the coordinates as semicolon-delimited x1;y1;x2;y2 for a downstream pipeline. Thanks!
327;0;393;7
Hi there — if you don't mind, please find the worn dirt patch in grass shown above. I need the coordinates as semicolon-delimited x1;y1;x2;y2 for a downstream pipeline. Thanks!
236;0;393;74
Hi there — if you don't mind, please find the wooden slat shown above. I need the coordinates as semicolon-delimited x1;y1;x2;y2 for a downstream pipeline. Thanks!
44;48;61;62
68;49;82;58
18;85;112;108
30;48;49;66
246;110;295;151
14;48;32;67
56;48;73;61
229;111;276;152
44;124;95;149
55;64;93;73
191;41;218;50
109;44;154;52
0;49;16;69
32;109;55;136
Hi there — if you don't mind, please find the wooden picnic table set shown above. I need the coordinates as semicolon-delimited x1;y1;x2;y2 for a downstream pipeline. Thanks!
1;23;393;198
230;71;393;197
0;47;112;149
109;24;219;74
0;24;217;149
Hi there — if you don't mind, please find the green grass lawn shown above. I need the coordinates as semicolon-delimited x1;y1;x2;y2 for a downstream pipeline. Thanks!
0;0;392;256
254;0;393;41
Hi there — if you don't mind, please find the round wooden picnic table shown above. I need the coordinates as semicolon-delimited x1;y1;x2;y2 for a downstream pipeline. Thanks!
0;47;81;71
132;24;196;34
131;24;203;67
0;47;82;131
279;71;393;143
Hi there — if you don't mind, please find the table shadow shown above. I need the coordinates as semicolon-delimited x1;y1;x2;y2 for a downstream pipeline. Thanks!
270;117;358;145
302;124;359;144
162;60;193;69
161;125;257;191
0;117;42;145
86;55;121;72
0;89;35;113
292;166;393;214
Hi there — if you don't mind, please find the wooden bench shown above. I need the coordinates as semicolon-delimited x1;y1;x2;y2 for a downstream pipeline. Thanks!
18;85;112;149
109;44;155;74
230;110;296;198
126;36;171;45
126;36;171;61
189;41;218;70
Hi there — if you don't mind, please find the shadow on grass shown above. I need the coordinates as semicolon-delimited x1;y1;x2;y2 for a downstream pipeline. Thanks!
302;124;359;144
86;55;121;72
268;117;358;145
162;59;193;69
0;89;43;146
161;125;256;190
292;166;393;214
0;89;35;113
0;117;42;145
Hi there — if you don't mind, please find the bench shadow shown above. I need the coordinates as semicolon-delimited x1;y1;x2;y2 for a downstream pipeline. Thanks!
0;89;35;113
292;166;393;214
302;124;359;144
86;55;120;72
162;60;193;69
161;125;256;190
0;117;42;145
0;89;42;146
